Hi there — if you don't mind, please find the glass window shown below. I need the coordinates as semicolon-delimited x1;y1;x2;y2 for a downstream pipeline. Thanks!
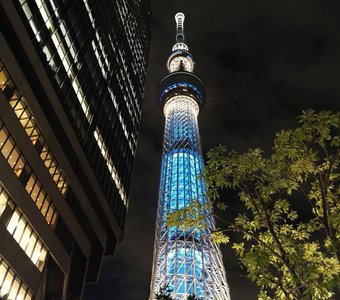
30;182;40;202
21;2;33;20
40;149;47;161
0;258;33;299
53;170;61;182
19;110;31;128
25;175;35;194
0;191;8;217
1;269;14;295
51;211;57;226
43;153;52;168
5;203;48;271
41;200;49;217
0;69;9;89
62;187;68;196
2;137;15;159
37;248;47;271
29;127;40;145
13;155;25;176
8;276;20;299
0;126;8;147
19;164;31;185
25;235;36;258
0;61;70;199
13;217;25;242
18;286;27;300
57;179;64;190
12;101;25;118
7;210;19;235
36;190;45;209
0;262;7;285
0;62;63;225
24;122;35;136
49;165;56;175
8;90;21;107
7;146;20;168
31;241;42;265
45;205;54;223
19;226;32;250
25;290;33;300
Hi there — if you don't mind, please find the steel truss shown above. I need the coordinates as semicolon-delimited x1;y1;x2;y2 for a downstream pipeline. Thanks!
150;96;231;300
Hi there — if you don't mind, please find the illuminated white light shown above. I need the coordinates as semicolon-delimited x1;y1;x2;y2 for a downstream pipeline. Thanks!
168;55;194;72
92;41;107;79
29;0;93;123
172;43;188;51
94;128;128;206
84;0;111;79
29;20;41;42
5;208;47;271
167;51;194;73
49;0;60;18
163;95;199;118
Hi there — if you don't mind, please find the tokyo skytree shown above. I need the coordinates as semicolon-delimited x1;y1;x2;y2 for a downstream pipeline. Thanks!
149;12;231;300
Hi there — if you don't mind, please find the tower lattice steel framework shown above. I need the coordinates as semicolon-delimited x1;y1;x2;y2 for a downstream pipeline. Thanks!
150;13;231;300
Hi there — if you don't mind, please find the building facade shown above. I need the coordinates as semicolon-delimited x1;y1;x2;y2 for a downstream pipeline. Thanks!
150;13;230;300
0;0;151;299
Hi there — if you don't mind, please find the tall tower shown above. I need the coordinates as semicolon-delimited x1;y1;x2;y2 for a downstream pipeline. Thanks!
150;13;231;300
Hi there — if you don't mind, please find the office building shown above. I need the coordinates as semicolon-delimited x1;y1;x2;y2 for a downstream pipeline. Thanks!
0;0;151;298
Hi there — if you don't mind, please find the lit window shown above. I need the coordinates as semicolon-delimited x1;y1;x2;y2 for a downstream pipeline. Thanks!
94;128;128;206
0;188;8;216
6;208;48;271
0;258;33;299
0;61;70;197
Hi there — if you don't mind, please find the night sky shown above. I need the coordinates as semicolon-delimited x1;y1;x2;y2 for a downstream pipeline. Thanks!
85;0;340;299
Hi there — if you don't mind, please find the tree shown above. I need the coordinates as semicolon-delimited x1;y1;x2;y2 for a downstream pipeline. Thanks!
154;287;198;300
155;286;173;300
167;110;340;299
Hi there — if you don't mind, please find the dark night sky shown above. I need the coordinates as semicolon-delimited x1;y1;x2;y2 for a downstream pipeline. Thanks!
85;0;340;299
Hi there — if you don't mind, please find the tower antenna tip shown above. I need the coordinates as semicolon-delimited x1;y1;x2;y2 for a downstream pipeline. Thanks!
175;12;185;20
175;12;185;43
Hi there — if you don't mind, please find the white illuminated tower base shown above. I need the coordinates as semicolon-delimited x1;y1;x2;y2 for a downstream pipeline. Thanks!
150;13;231;300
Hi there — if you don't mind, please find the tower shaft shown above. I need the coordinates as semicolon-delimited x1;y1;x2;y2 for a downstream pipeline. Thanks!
150;13;230;300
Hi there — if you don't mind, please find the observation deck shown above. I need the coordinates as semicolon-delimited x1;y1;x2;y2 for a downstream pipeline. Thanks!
158;71;205;109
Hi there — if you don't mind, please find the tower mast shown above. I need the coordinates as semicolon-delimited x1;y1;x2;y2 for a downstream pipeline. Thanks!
150;13;231;300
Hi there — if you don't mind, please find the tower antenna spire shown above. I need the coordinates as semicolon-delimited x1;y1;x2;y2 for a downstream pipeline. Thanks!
175;12;185;43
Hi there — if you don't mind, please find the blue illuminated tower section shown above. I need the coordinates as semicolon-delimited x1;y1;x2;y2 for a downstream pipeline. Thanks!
150;13;231;300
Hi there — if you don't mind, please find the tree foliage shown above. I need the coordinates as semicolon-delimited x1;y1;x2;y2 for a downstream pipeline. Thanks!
155;286;198;300
167;110;340;299
155;286;173;300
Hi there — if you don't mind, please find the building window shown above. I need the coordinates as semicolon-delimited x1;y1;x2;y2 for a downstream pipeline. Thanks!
0;184;9;217
39;144;68;196
7;210;47;271
94;127;128;206
0;257;33;299
0;121;59;227
0;125;26;177
0;184;48;272
24;173;58;226
18;0;93;123
0;58;70;197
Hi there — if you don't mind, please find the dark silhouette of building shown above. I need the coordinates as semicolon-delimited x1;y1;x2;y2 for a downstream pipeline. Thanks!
0;0;151;298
